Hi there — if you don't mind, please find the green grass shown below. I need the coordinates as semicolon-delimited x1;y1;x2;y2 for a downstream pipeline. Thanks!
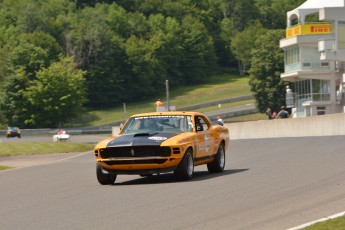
170;74;250;108
0;165;13;170
224;113;267;123
0;142;94;157
195;99;255;113
304;215;345;230
68;74;251;127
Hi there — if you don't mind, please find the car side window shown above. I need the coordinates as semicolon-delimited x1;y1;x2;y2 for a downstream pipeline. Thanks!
195;116;209;132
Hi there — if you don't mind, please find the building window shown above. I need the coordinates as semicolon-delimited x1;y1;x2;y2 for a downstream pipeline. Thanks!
312;79;330;101
295;80;311;116
285;46;300;65
294;79;331;112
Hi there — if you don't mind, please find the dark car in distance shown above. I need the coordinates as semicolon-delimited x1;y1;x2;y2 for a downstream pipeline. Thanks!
6;127;21;138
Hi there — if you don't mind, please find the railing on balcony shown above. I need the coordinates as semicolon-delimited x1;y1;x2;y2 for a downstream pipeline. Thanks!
286;23;332;38
284;61;331;73
295;93;331;102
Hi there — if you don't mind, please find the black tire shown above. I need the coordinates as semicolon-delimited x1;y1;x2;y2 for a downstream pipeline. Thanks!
174;150;194;180
96;163;117;185
207;144;225;173
18;135;21;138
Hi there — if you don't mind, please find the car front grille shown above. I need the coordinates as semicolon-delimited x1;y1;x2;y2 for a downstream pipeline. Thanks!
99;146;171;159
104;159;168;165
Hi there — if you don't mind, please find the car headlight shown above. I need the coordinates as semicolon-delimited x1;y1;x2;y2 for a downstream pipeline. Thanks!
160;147;171;157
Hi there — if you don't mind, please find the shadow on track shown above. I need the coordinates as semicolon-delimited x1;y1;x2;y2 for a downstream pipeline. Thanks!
111;169;249;186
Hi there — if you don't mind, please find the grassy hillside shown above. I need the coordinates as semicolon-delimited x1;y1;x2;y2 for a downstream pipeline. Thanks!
0;142;94;157
68;74;252;127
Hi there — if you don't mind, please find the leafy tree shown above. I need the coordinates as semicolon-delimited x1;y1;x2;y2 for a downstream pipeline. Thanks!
230;21;266;76
255;0;306;29
147;14;183;86
23;56;86;127
123;35;159;99
0;45;11;85
0;0;307;117
180;15;216;83
0;111;6;129
0;71;31;127
75;0;114;9
218;18;235;66
65;3;133;107
249;29;286;113
9;43;48;80
19;32;63;62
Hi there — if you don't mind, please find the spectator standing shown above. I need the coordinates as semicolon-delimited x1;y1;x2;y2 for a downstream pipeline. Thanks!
217;115;224;125
276;106;289;119
155;99;164;112
265;107;272;119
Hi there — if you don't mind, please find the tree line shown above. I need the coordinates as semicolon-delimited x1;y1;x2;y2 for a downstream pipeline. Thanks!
0;0;305;128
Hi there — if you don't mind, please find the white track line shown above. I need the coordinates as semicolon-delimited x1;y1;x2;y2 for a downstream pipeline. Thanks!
286;211;345;230
55;151;92;162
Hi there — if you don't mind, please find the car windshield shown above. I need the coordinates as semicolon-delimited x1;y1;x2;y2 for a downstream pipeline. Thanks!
8;127;19;131
121;115;193;134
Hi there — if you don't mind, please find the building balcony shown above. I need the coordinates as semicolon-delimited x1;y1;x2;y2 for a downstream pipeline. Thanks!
284;61;331;73
281;61;333;80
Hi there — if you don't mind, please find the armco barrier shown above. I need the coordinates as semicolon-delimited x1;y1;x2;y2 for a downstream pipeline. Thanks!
0;127;112;137
226;113;345;140
3;112;344;140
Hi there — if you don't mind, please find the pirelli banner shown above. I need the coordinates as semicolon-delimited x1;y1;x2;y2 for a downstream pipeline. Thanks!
286;24;331;38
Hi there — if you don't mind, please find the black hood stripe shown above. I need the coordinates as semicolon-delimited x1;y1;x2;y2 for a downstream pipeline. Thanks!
107;133;178;147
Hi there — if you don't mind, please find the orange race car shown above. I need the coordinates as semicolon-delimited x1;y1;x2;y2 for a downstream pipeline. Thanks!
94;111;229;185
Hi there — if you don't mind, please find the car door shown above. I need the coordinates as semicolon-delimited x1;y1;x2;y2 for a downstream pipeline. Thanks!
193;115;215;161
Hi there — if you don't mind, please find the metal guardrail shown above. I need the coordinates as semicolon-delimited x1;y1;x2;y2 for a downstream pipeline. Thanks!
0;127;113;137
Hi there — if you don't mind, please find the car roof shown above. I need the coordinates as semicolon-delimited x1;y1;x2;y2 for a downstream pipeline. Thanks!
129;111;204;118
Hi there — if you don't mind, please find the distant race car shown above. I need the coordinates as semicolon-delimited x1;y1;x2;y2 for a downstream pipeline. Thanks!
94;111;230;185
53;129;70;142
6;127;21;138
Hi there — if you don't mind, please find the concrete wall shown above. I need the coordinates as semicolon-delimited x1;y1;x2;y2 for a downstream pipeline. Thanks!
226;113;345;140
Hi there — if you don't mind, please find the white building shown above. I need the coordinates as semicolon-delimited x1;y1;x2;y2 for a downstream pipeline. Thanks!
280;0;345;117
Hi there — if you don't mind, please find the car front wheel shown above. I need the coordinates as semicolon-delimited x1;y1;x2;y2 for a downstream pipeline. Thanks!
174;150;194;180
207;144;225;173
96;163;117;185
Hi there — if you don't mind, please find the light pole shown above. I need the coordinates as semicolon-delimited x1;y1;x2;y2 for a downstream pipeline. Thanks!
166;80;170;111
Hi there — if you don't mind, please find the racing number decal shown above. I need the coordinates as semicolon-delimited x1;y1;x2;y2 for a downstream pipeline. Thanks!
204;135;210;152
198;135;210;152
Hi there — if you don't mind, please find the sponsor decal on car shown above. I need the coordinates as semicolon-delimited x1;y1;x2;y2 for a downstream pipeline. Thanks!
148;136;168;141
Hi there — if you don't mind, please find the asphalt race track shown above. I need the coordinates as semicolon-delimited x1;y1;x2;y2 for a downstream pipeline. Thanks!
1;136;345;230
